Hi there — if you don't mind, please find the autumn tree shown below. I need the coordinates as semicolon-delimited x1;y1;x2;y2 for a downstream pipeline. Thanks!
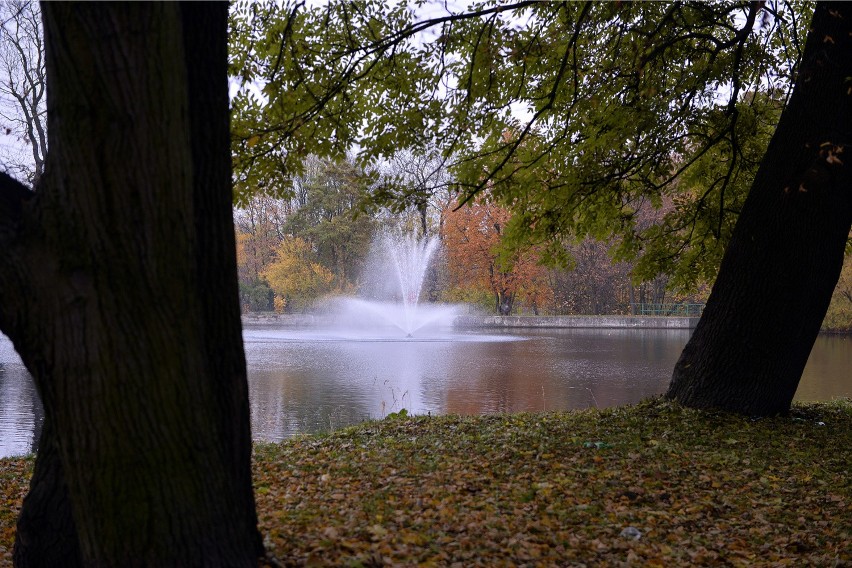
442;198;548;315
232;154;379;311
234;193;289;281
547;238;633;315
283;156;376;286
0;3;262;564
234;193;291;311
262;236;335;312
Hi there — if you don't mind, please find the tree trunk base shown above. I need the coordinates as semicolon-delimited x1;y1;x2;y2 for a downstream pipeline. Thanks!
14;420;82;568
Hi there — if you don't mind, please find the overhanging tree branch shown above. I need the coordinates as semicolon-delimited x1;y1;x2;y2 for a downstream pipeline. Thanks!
0;169;32;224
455;1;592;209
0;169;35;340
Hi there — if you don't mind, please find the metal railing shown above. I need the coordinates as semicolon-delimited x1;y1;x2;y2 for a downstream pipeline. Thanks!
631;303;704;317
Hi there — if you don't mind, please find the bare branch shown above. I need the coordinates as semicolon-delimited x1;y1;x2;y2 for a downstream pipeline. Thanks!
0;0;47;186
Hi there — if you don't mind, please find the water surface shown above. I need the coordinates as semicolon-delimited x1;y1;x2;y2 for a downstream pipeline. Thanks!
2;327;850;458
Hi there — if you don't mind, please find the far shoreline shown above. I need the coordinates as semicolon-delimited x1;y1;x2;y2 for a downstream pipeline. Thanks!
241;312;852;333
241;312;700;329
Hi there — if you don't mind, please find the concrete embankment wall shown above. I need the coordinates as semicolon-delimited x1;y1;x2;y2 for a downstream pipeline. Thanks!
455;315;699;329
242;313;321;326
243;313;699;329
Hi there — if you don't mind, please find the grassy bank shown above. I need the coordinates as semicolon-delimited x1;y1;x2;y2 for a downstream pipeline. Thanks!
1;399;850;566
822;304;852;333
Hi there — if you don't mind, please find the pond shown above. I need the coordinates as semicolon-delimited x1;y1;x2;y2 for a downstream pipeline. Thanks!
1;326;850;458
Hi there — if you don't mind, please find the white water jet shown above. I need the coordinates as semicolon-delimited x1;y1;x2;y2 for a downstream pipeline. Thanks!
327;228;459;338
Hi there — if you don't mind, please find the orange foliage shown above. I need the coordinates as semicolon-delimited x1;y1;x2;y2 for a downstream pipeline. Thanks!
441;199;550;315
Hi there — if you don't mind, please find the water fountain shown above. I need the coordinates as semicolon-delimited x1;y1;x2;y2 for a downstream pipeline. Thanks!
328;228;460;339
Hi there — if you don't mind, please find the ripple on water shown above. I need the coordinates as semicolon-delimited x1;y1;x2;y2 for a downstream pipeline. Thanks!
1;337;41;458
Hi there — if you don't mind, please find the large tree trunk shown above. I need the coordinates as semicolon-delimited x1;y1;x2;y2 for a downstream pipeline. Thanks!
0;3;263;565
667;2;852;416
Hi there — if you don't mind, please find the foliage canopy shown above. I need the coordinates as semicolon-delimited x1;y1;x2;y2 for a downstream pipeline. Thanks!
230;0;811;291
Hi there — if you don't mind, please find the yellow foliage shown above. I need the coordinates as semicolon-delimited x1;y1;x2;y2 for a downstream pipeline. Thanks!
261;237;334;311
273;295;287;314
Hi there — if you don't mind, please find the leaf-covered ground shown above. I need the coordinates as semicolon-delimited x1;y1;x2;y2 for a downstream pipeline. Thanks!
1;399;850;566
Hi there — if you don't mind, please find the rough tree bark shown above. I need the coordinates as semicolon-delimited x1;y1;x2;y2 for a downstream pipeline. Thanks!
0;3;263;565
667;2;852;415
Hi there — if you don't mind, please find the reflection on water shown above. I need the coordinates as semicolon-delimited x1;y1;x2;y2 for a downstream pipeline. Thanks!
242;326;852;444
0;339;43;459
1;328;850;457
793;335;852;402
